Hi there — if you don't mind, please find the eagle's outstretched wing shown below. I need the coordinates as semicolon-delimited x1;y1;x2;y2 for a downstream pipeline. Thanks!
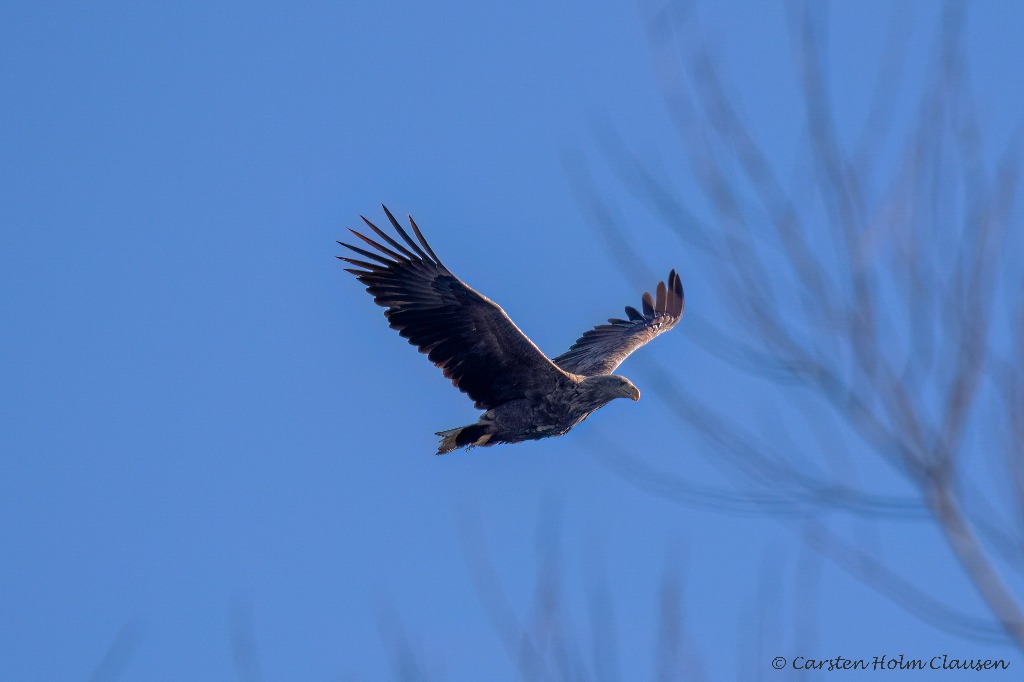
552;270;684;376
339;206;573;410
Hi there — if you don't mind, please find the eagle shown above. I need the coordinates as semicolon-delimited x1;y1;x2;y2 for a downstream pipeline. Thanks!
338;206;685;454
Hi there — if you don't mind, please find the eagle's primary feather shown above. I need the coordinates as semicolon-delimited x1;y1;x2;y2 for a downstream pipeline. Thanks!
339;206;685;454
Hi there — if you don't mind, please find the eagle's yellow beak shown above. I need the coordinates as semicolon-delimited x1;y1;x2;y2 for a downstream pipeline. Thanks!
629;386;641;402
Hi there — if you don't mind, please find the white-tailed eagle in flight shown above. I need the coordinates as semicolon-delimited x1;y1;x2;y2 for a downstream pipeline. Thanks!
339;206;684;454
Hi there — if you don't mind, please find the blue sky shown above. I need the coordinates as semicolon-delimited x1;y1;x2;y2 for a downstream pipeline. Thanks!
2;1;1023;679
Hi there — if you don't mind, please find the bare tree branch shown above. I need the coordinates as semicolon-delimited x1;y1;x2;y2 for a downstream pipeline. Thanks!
578;0;1024;649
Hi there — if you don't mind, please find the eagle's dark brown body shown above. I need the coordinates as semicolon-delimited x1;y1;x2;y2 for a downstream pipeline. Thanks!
435;374;640;454
338;206;684;454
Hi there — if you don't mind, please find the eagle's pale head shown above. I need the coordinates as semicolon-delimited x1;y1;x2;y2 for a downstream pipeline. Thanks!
582;374;641;403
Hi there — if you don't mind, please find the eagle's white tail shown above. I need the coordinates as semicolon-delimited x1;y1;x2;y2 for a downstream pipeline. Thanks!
435;424;490;455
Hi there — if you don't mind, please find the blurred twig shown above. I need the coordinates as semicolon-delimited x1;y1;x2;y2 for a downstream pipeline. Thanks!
456;496;712;681
88;618;144;682
229;598;266;682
